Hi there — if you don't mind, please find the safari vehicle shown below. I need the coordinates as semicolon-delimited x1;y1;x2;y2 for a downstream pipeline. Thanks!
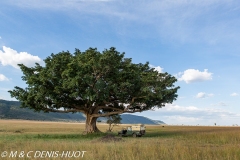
118;124;146;137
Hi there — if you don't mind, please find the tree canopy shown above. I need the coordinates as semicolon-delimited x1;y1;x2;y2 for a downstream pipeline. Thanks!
9;47;180;133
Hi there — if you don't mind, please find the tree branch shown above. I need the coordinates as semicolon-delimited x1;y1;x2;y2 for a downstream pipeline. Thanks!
91;111;123;118
90;106;145;118
131;96;147;104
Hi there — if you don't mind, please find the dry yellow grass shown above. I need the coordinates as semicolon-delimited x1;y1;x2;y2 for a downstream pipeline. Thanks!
0;120;240;160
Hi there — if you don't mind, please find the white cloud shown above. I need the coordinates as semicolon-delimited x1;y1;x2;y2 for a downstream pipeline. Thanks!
178;69;213;83
0;46;43;69
162;104;231;116
150;64;164;73
0;74;9;81
230;93;239;96
135;103;240;125
196;92;214;98
162;104;201;112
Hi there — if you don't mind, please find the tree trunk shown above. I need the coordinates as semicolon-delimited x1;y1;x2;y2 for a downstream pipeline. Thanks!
84;114;100;134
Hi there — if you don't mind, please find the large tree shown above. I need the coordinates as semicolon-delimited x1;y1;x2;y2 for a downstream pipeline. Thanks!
9;47;180;133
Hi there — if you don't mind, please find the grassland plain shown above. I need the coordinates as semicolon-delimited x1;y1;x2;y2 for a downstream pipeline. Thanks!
0;120;240;160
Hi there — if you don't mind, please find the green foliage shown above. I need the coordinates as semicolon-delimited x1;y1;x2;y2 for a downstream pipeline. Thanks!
8;47;180;121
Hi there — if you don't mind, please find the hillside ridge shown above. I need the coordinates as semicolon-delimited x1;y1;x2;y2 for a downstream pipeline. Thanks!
0;99;165;125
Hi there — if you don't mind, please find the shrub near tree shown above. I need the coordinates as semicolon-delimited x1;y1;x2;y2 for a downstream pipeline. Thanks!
9;47;180;134
106;114;122;132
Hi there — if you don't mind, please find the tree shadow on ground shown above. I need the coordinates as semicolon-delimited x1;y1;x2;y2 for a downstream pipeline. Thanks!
31;132;108;140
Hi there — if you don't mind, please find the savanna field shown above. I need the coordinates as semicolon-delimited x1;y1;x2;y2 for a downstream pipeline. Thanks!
0;120;240;160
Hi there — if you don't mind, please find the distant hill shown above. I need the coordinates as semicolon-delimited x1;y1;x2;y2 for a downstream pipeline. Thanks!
0;100;85;121
0;100;165;125
98;114;165;125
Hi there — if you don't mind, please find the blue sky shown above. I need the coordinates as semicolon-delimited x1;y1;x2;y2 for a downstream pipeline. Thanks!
0;0;239;126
